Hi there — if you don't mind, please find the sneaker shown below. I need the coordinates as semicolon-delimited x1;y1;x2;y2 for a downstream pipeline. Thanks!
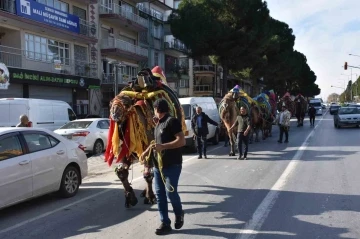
204;155;207;159
244;157;247;160
175;211;184;229
155;222;172;235
198;156;202;159
278;140;282;143
237;155;242;160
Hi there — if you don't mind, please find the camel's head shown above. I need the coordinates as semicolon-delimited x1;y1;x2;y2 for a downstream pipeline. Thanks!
110;94;133;122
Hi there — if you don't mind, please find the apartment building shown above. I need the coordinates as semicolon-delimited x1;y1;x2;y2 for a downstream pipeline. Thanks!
0;0;101;117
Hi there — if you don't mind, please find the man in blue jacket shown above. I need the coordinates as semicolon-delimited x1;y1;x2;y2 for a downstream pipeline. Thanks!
191;106;218;159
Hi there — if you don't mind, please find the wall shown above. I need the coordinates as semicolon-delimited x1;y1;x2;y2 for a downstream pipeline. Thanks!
0;29;21;48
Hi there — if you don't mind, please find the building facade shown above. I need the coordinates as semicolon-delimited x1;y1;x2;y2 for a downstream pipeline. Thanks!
0;0;101;117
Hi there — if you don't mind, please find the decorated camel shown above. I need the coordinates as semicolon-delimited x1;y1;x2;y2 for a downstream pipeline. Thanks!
294;94;307;127
253;93;273;138
277;92;295;117
218;85;263;156
105;66;186;208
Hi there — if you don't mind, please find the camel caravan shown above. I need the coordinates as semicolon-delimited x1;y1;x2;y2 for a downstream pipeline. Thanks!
219;85;308;156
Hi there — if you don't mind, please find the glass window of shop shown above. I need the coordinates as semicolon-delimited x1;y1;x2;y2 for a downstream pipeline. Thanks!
37;0;69;12
25;34;70;65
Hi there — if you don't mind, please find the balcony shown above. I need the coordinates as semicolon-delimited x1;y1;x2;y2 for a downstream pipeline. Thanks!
164;40;187;55
134;0;172;10
193;65;215;77
0;0;97;43
100;38;148;61
137;3;165;21
99;3;148;32
0;45;98;78
102;73;134;85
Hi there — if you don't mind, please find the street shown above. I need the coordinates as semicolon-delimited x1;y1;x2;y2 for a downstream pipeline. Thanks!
1;110;360;239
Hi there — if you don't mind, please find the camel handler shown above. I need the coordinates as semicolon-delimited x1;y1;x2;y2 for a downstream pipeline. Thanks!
275;103;291;143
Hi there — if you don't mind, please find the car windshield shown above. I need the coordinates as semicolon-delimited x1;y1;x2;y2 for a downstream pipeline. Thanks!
309;102;321;107
182;104;192;120
60;121;93;129
338;108;359;115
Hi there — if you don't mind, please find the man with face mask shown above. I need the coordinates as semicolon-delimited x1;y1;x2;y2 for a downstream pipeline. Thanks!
191;106;219;159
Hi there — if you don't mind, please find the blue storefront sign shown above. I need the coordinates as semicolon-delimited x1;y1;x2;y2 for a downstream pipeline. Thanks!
16;0;80;33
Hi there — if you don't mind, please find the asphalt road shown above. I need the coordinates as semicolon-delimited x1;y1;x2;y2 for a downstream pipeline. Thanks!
1;110;360;239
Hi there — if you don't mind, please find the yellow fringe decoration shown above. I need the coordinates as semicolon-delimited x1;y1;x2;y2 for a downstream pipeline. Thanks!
128;109;148;157
112;122;120;157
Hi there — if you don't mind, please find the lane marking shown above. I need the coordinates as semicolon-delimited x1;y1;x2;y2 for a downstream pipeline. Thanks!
0;145;223;235
236;111;327;239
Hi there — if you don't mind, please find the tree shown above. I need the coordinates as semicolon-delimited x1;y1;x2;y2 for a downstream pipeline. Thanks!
169;0;272;95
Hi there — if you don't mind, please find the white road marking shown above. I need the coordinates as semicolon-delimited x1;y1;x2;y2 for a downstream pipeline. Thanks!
0;145;223;235
236;112;327;239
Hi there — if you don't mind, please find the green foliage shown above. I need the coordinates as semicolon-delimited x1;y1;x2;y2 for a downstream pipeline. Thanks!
169;0;321;97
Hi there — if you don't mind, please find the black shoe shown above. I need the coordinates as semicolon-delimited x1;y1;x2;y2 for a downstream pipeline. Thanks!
278;140;282;143
244;157;247;160
155;222;172;235
204;155;207;159
284;140;288;143
175;211;184;229
198;156;202;159
237;155;242;160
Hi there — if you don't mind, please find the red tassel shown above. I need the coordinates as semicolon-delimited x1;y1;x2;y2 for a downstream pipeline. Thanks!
105;119;115;166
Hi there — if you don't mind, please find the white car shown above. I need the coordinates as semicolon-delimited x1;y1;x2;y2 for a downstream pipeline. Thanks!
54;118;110;155
0;127;88;210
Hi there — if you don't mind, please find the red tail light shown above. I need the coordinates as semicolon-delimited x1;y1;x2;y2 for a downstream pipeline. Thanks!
78;144;86;151
27;121;33;127
72;131;90;137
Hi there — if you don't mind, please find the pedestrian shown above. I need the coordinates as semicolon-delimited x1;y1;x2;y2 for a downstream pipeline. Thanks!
150;98;185;235
308;105;316;126
229;106;251;160
191;106;219;159
16;114;30;127
276;103;291;143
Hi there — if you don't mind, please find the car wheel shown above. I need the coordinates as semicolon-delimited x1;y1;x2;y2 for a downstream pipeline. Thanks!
59;166;80;198
93;139;104;155
212;130;219;145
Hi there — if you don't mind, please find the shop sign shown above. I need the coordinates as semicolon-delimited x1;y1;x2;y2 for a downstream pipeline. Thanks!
16;0;80;33
8;67;100;89
0;63;10;90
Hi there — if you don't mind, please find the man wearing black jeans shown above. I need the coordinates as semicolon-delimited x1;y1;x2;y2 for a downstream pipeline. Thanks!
150;98;186;235
191;106;219;159
308;105;316;126
230;107;251;160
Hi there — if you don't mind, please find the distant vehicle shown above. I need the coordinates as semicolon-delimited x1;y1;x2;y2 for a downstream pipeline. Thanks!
321;104;326;109
333;107;360;128
0;127;88;210
0;98;77;130
308;99;323;115
54;118;110;155
179;97;221;152
330;104;341;115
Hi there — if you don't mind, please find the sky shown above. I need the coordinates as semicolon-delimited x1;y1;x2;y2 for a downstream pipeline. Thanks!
266;0;360;101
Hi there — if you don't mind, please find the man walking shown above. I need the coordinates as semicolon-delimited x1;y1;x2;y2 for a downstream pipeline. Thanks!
151;98;185;235
277;104;291;143
191;106;219;159
308;105;316;126
229;107;251;160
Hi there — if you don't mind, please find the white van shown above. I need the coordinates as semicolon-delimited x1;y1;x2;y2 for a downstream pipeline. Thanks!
179;97;221;152
0;98;77;130
308;98;323;116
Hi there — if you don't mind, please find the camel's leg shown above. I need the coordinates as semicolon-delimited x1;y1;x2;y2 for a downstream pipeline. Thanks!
269;123;273;137
115;163;138;208
143;166;157;205
255;128;260;142
229;131;236;156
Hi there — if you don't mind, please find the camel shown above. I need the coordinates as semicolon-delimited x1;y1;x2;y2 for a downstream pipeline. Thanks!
294;94;307;127
277;92;295;117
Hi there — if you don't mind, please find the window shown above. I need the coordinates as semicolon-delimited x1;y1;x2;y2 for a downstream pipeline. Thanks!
25;33;70;65
37;0;69;12
154;51;159;66
180;79;185;88
61;121;92;129
68;109;77;121
49;136;60;147
97;120;110;129
0;135;24;161
23;134;53;153
120;65;138;79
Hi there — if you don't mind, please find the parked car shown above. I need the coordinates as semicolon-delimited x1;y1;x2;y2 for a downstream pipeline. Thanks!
333;107;360;128
54;118;110;155
0;127;88;210
179;97;221;153
0;98;77;130
330;104;341;115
